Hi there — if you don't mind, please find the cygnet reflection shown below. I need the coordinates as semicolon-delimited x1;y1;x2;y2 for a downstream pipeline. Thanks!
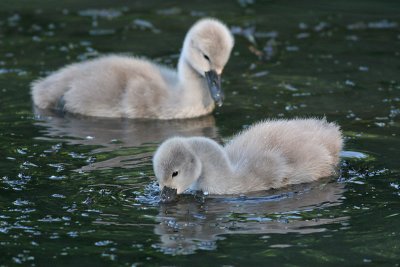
33;108;218;170
152;180;347;255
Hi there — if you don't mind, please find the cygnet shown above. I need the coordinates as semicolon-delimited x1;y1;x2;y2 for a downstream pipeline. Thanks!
153;118;343;202
31;18;234;119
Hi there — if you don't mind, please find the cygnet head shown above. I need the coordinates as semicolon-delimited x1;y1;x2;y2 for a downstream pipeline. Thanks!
153;137;202;202
181;18;234;106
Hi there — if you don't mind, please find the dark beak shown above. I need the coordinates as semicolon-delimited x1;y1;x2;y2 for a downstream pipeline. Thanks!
205;70;224;107
160;186;178;203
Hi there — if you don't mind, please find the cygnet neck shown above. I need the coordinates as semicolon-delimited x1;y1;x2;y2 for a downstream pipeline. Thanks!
177;51;214;110
187;137;234;193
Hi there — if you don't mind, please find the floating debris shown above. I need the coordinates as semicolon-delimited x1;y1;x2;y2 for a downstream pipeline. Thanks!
251;70;269;77
280;83;298;92
231;26;256;45
248;45;264;58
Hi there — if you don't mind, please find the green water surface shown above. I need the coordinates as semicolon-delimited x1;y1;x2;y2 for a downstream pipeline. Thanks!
0;1;399;266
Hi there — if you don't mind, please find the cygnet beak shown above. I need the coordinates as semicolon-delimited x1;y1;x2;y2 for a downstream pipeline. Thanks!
160;186;178;203
205;70;224;107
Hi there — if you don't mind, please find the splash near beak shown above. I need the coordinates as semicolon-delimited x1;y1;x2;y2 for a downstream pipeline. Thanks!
205;70;224;107
160;186;178;203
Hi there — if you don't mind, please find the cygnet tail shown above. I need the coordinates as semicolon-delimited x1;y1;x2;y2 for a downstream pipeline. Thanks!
31;66;77;110
320;120;343;166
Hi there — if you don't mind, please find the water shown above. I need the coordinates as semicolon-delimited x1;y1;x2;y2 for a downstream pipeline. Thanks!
0;0;399;266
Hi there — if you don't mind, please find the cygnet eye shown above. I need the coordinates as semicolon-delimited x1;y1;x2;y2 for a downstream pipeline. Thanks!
172;171;179;178
203;54;210;61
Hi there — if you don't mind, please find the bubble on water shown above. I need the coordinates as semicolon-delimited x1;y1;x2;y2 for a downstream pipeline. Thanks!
340;151;368;159
49;175;66;181
13;199;31;206
2;173;32;191
135;181;160;205
22;161;38;168
390;183;399;190
270;244;292;248
68;152;86;159
51;194;66;198
43;143;62;154
95;240;115;246
16;148;28;155
68;231;79;238
48;163;65;172
374;122;386;127
247;216;273;222
38;215;63;222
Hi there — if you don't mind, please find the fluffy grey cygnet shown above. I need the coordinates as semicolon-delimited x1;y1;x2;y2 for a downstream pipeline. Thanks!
31;18;234;119
153;118;343;202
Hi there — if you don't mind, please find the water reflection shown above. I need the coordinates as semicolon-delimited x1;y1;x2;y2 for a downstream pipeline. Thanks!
33;108;218;170
152;180;347;255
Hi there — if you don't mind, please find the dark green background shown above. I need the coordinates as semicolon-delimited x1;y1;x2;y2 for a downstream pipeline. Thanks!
0;1;399;266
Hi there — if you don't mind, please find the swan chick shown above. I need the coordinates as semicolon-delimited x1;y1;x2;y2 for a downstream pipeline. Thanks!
31;18;234;119
153;118;343;202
